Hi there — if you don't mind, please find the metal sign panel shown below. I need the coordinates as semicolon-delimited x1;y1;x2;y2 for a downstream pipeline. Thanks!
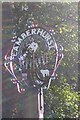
4;26;64;93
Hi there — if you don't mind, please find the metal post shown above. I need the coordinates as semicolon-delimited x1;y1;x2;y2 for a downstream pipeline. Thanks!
38;87;44;119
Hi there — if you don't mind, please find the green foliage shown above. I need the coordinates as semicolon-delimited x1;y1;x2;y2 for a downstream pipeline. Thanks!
44;79;79;118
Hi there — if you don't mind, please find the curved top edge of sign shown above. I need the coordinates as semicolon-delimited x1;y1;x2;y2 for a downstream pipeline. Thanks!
16;26;54;40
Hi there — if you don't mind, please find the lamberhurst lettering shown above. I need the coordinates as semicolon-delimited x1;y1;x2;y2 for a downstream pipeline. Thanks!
12;27;54;57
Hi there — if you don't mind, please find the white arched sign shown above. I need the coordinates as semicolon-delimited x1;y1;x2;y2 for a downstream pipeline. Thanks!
4;27;64;93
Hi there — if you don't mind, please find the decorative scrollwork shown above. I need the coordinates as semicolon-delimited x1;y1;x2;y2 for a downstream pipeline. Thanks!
4;26;64;93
